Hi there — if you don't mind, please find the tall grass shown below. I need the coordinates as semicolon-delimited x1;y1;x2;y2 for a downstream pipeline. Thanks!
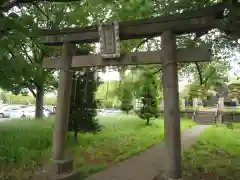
0;120;53;164
182;125;240;180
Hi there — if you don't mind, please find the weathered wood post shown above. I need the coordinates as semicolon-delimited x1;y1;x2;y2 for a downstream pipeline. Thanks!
35;42;79;180
161;31;181;179
52;42;75;160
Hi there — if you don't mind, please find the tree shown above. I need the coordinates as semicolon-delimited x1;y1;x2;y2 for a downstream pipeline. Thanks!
68;48;101;142
0;1;102;118
119;88;133;114
96;80;120;108
228;79;240;101
187;83;206;99
187;57;230;99
68;68;101;142
0;3;68;118
136;67;159;125
0;0;118;119
118;74;134;114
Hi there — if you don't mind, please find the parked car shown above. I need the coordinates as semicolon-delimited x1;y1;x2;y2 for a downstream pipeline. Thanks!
10;107;50;119
44;105;55;113
0;104;8;108
10;109;28;119
97;108;122;116
0;105;27;118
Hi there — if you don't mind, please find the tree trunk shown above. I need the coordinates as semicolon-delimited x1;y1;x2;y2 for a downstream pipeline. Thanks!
74;130;78;144
35;84;44;119
146;118;150;125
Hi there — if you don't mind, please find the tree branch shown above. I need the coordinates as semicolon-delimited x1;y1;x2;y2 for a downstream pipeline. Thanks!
135;37;152;52
191;36;205;86
32;2;51;21
153;68;161;74
202;68;216;88
195;62;203;85
29;77;39;89
28;86;36;97
20;46;34;64
39;48;46;63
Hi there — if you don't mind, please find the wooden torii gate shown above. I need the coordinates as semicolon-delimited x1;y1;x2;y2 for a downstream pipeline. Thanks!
35;0;240;180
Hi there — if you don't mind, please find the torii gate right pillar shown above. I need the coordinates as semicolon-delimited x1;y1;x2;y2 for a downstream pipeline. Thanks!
161;31;181;179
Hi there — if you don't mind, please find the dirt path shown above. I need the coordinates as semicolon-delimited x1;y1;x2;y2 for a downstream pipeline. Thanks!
86;125;209;180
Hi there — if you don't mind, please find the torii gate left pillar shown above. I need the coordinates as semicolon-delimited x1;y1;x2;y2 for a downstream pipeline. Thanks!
35;42;80;180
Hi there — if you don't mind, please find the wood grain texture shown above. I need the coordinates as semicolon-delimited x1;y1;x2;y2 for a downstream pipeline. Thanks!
52;42;75;160
161;31;181;179
43;46;211;69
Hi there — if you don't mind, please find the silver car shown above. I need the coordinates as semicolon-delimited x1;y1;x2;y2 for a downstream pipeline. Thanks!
0;105;27;118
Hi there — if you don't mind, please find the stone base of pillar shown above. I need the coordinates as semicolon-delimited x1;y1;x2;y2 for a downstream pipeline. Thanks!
34;170;80;180
34;159;80;180
154;171;181;180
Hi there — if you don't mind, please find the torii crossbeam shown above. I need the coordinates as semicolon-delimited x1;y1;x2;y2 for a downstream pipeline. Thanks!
34;1;240;180
43;46;211;69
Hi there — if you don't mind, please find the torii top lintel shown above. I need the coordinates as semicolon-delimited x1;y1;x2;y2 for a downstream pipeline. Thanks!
37;0;240;46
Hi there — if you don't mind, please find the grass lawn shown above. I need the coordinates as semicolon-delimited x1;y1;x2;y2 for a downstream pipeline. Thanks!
182;124;240;180
233;123;240;129
0;115;194;179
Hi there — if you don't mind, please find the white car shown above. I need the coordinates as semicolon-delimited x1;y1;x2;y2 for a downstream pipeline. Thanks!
97;108;122;116
0;105;27;118
10;109;28;119
10;107;50;119
0;104;8;108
